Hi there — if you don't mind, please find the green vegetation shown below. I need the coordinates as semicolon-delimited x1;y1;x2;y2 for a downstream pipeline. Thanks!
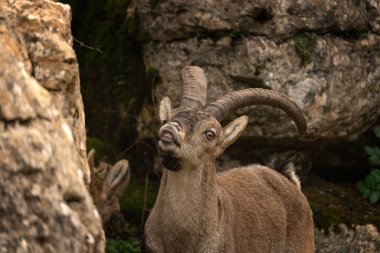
120;179;159;228
229;29;249;39
60;0;154;152
357;127;380;204
86;137;121;163
106;239;140;253
310;201;342;233
294;31;318;62
356;169;380;203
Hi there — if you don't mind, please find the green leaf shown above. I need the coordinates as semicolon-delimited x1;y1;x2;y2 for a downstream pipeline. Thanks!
371;169;380;182
374;126;380;138
357;181;370;197
365;175;377;188
369;191;380;204
364;146;377;157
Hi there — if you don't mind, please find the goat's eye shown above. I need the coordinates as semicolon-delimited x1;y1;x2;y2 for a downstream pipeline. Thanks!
162;120;168;125
205;130;215;140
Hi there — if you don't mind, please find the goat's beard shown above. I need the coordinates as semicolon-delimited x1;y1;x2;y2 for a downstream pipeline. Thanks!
160;154;182;172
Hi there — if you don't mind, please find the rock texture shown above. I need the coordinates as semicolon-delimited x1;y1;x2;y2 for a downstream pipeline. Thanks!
0;0;90;184
0;0;104;252
315;224;380;253
137;0;380;144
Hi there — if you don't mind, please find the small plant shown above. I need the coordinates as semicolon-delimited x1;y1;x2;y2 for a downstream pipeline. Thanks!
356;169;380;204
294;31;318;62
356;126;380;204
229;29;248;39
106;239;140;253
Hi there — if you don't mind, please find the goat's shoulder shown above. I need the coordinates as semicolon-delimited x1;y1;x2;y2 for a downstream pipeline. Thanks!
217;164;288;185
216;164;306;205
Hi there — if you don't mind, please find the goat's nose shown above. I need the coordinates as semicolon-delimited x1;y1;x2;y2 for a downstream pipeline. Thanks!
170;121;181;132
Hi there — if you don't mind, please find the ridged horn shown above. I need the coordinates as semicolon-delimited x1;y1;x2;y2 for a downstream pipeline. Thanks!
204;88;307;134
179;66;207;110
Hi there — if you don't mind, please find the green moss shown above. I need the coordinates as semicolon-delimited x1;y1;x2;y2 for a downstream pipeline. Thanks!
310;202;342;234
294;32;318;62
229;29;249;39
126;13;139;37
106;239;140;253
145;66;158;77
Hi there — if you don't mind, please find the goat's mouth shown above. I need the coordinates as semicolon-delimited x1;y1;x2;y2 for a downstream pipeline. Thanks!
158;127;180;155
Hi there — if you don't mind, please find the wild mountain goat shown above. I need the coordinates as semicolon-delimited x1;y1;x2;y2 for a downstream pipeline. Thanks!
87;149;130;224
143;66;314;253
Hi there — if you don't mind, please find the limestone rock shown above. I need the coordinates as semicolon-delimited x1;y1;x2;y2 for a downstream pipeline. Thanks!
315;224;380;253
137;0;380;144
0;0;104;252
368;0;380;34
138;0;375;42
0;0;90;184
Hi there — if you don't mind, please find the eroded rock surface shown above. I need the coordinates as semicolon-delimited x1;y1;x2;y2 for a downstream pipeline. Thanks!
137;0;380;144
315;224;380;253
138;0;373;42
0;0;90;184
0;0;104;252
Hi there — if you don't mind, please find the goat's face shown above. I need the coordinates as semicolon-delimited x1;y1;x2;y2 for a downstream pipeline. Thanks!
158;97;248;171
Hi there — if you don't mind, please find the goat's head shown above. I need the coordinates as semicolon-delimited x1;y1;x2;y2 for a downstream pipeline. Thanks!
87;149;130;224
158;66;307;171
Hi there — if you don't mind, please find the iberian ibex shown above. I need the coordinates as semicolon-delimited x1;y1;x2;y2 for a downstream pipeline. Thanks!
87;149;130;224
143;66;314;253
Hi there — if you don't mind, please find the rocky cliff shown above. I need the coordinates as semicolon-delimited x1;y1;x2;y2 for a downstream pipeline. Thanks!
0;0;104;252
137;0;380;144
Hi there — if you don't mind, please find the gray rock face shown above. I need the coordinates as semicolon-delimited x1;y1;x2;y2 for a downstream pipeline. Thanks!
138;0;373;42
137;0;380;144
0;0;104;252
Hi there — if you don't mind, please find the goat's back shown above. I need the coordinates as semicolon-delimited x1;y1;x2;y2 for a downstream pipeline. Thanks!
216;165;314;253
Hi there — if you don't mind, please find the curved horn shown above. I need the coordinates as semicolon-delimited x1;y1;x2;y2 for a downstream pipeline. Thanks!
204;88;307;134
179;66;207;110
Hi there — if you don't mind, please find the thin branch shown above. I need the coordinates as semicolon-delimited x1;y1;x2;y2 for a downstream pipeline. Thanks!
73;36;103;54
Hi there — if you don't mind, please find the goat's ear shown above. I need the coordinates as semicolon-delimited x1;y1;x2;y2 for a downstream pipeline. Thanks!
159;96;171;122
220;116;248;152
105;160;130;199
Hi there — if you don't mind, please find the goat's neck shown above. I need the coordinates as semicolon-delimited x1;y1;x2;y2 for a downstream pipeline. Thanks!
165;160;216;204
155;160;219;238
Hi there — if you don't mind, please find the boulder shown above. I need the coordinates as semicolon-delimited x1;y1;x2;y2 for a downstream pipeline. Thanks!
0;0;90;184
137;0;380;145
138;0;373;42
0;0;104;252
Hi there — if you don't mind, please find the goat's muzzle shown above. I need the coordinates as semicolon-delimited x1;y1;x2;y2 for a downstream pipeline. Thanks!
158;125;181;155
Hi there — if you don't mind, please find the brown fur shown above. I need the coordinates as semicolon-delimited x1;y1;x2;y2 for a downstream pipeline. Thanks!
87;149;130;224
143;97;314;253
